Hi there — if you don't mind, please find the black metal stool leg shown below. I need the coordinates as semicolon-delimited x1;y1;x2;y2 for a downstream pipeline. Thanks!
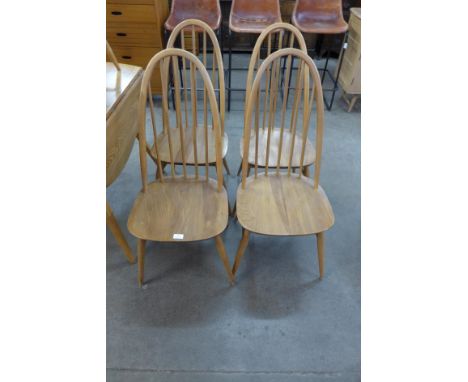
315;34;324;59
324;32;348;111
228;29;233;111
321;38;331;85
164;28;177;110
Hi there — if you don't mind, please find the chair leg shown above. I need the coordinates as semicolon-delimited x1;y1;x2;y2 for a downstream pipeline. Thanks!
223;157;231;176
302;166;310;177
137;239;146;287
106;202;135;264
316;232;324;279
214;235;234;284
232;228;250;276
230;200;237;218
236;161;242;176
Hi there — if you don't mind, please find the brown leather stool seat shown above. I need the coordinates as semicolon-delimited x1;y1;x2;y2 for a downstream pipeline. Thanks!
165;0;222;31
292;0;348;34
229;0;282;33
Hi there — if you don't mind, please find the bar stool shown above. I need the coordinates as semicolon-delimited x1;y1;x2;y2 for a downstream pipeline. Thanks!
227;0;282;111
164;0;223;109
292;0;348;110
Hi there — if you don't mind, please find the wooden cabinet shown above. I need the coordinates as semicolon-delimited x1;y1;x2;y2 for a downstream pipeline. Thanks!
337;7;360;111
106;0;169;94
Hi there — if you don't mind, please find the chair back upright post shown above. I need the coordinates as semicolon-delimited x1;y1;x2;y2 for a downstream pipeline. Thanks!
166;19;225;138
137;48;224;193
241;48;324;189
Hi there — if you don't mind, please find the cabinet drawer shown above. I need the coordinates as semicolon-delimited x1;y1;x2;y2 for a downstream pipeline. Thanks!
111;45;159;67
112;46;162;92
107;23;163;47
107;4;157;24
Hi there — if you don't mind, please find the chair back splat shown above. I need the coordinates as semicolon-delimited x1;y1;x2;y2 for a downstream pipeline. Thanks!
137;48;224;193
241;48;324;188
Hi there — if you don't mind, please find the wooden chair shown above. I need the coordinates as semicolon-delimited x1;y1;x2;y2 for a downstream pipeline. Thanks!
235;23;316;178
127;48;233;287
106;41;143;264
156;19;230;176
232;48;335;280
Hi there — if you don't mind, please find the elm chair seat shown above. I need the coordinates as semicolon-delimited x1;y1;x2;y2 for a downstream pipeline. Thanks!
165;0;222;31
229;0;282;33
237;174;334;236
292;0;348;34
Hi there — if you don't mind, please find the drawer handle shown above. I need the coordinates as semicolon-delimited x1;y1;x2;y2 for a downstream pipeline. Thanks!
121;55;132;60
116;32;127;37
111;11;122;15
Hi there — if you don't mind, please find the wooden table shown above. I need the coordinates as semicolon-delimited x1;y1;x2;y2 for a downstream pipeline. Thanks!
106;61;143;263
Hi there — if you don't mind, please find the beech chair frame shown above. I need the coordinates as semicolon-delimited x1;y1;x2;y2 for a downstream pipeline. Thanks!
236;23;315;179
128;48;233;287
232;48;335;280
162;19;230;176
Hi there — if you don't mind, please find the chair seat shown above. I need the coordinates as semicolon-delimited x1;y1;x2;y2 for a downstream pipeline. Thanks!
292;10;348;34
240;128;316;168
152;127;228;164
128;177;228;242
229;0;282;33
236;173;334;236
165;0;221;31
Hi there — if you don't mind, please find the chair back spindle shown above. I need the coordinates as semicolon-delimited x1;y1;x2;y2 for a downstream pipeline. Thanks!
138;48;224;193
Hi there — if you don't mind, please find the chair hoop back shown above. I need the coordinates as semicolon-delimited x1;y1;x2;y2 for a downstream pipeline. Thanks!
167;19;225;136
138;48;223;193
242;48;324;189
245;23;307;105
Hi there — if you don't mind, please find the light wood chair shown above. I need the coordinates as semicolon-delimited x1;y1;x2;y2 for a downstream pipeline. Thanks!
232;48;335;280
154;19;230;176
127;48;233;287
236;23;316;178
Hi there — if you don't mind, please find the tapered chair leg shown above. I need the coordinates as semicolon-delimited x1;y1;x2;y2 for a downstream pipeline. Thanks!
106;202;135;264
230;200;237;218
137;239;146;287
316;232;324;279
232;229;250;276
223;157;231;176
214;235;234;284
303;165;310;177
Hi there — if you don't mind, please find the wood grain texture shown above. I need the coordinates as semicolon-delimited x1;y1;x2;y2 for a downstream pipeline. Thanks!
236;173;334;236
106;63;143;187
153;128;228;165
240;128;315;168
127;177;228;242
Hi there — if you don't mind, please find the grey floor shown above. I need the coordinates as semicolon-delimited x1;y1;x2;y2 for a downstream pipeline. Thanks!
107;55;361;381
